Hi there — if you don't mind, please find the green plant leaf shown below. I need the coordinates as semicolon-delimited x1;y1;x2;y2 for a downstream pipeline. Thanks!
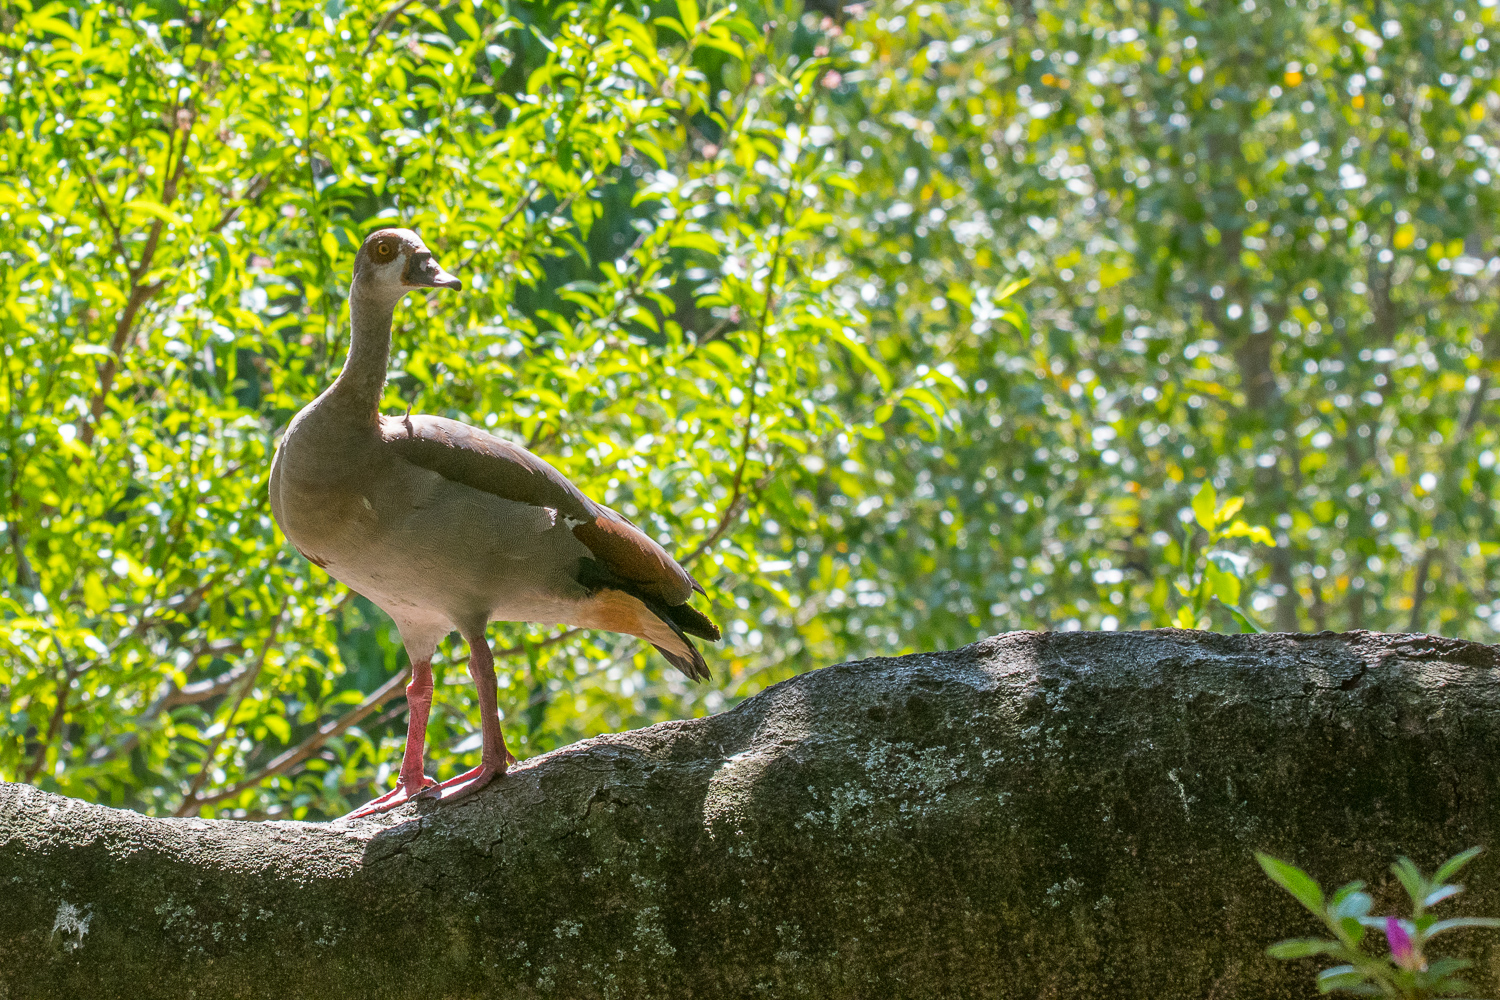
1422;956;1473;978
1215;495;1245;525
1257;853;1326;916
1205;560;1241;606
1221;520;1276;546
1422;884;1463;908
1315;966;1373;994
1329;882;1368;912
1266;937;1343;959
1425;917;1500;938
1219;601;1265;634
1192;481;1217;533
668;231;721;255
698;33;745;58
1329;885;1371;921
1392;857;1428;907
1433;848;1484;884
832;327;893;392
1338;918;1368;949
994;278;1030;302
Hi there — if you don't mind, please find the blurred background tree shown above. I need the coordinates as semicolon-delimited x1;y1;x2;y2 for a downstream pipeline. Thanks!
2;0;1497;818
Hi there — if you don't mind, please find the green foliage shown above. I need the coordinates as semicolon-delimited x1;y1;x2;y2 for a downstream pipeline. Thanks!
1260;848;1500;997
3;0;1499;820
0;0;883;817
1168;481;1275;630
784;0;1500;652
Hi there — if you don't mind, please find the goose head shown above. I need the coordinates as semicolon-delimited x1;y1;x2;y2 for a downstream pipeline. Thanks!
352;228;461;304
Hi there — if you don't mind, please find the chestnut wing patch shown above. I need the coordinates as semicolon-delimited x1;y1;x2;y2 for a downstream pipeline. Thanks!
384;414;699;605
571;515;695;605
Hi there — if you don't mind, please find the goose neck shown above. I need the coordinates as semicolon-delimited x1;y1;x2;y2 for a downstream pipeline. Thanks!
328;287;396;415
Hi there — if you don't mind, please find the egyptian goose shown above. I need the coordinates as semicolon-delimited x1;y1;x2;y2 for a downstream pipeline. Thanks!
268;228;719;818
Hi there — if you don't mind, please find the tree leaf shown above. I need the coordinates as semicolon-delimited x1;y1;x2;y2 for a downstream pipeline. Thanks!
1314;966;1369;993
669;231;721;255
1204;561;1241;606
1221;521;1276;546
1421;884;1462;908
1191;482;1216;533
1215;495;1245;524
1219;601;1265;634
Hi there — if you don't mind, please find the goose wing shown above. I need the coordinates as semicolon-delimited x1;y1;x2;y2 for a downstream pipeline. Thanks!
381;413;706;607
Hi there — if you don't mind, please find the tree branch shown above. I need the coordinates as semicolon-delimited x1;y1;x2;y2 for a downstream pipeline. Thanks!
161;653;257;708
76;153;130;265
21;634;78;784
209;170;274;235
363;0;423;57
458;172;593;272
182;628;583;813
89;638;252;765
80;110;196;446
1407;544;1438;634
681;126;806;566
462;183;540;269
173;606;285;816
9;633;1500;994
185;662;412;813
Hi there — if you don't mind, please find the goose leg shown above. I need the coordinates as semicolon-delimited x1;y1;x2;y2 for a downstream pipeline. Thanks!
422;635;515;804
345;658;438;818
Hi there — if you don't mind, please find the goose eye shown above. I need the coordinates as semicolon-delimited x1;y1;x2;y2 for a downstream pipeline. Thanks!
375;243;394;259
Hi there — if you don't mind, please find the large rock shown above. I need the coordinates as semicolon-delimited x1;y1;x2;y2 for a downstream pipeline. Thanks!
3;629;1500;999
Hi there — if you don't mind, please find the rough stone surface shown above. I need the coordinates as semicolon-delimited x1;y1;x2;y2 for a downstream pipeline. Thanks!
4;629;1500;999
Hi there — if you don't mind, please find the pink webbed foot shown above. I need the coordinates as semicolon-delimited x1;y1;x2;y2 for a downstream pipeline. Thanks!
418;758;508;805
344;774;438;819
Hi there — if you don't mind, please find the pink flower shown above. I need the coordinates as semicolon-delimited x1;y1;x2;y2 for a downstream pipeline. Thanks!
1384;917;1424;971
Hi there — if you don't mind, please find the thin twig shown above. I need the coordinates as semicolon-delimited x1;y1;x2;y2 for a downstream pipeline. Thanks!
22;634;77;784
89;638;250;765
184;629;581;810
525;420;559;452
173;606;285;815
1457;316;1498;440
495;627;580;660
188;663;412;812
681;129;805;566
685;466;777;569
678;313;736;361
458;172;592;271
81;109;195;445
77;570;233;683
499;183;542;229
1407;545;1438;634
162;654;256;708
209;171;273;234
362;0;423;57
76;154;130;264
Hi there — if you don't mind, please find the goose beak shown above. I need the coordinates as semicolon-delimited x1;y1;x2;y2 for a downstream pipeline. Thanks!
407;252;462;290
